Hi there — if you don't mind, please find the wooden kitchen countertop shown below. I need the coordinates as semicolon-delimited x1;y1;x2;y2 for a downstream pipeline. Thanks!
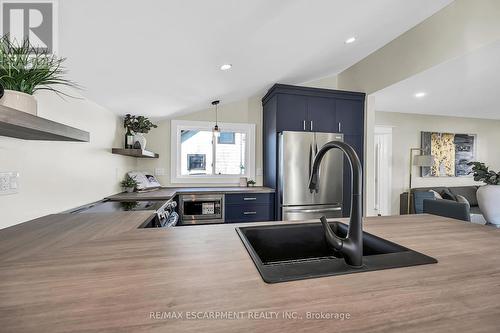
105;186;275;201
0;214;499;332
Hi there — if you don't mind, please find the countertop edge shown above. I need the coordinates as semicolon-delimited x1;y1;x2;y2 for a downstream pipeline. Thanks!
105;186;275;201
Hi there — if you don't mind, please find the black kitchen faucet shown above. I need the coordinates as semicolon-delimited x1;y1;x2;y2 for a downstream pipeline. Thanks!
308;141;363;267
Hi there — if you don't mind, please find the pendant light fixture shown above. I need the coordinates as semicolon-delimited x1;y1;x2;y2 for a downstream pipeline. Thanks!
212;100;221;137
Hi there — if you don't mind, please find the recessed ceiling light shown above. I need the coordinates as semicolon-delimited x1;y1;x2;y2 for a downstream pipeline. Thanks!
220;64;232;71
415;92;427;98
345;37;356;44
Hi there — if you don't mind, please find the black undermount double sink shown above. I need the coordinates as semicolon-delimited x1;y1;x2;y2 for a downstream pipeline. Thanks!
236;221;437;283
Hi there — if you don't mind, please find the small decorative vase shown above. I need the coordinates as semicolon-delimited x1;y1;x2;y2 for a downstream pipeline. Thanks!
239;177;248;187
0;90;38;115
477;185;500;227
133;133;147;150
125;128;134;149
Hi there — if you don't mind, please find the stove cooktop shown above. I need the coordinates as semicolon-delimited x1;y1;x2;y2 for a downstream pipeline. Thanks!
74;200;167;213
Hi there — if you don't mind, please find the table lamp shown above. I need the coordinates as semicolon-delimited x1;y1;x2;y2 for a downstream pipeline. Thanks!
407;148;434;214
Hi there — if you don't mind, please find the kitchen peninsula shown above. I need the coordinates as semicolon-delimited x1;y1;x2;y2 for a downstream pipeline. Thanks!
0;213;499;332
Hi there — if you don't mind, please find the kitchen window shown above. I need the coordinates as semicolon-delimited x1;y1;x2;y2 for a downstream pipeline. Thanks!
171;120;255;184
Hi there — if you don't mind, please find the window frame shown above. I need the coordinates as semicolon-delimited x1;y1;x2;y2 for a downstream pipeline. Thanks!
171;120;256;184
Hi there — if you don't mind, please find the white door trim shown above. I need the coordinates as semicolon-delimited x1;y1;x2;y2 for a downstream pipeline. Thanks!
374;126;393;216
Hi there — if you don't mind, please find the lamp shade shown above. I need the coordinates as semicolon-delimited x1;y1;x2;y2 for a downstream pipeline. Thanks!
413;154;434;167
213;124;221;137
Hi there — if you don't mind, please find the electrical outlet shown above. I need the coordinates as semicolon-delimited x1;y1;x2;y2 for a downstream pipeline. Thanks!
0;172;19;195
154;168;166;176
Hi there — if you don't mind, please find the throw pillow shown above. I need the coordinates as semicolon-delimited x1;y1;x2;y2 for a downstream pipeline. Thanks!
449;187;479;206
428;190;443;200
440;188;458;201
456;194;471;209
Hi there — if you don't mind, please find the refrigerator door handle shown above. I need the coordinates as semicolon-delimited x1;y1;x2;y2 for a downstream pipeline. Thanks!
308;143;313;178
286;207;342;213
312;136;319;193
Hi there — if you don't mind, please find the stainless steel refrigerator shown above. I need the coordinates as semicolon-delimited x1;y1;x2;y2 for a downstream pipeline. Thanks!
279;131;344;221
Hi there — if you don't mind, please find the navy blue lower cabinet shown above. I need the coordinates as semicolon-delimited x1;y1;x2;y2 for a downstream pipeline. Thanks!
225;204;275;223
225;193;274;205
225;193;275;223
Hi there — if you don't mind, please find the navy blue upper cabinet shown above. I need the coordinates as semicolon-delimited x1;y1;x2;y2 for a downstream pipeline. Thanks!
265;84;364;135
275;94;337;133
306;97;337;133
336;99;364;135
276;94;307;132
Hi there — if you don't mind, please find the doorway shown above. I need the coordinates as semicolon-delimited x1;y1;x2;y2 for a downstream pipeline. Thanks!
374;126;393;216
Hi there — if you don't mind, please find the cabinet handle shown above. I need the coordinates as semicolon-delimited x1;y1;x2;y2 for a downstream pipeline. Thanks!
303;120;306;131
243;197;257;201
338;122;342;132
243;211;257;215
310;120;313;131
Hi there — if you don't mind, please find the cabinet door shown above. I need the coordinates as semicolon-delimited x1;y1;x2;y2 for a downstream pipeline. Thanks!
276;94;307;132
307;97;337;133
225;204;275;223
225;193;274;205
336;99;364;135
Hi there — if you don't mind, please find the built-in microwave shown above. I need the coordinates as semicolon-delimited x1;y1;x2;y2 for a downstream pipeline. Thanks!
179;194;224;225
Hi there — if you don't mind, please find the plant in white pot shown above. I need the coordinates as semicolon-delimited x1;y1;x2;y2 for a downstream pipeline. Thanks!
468;162;500;227
123;114;157;150
120;175;138;193
0;35;78;115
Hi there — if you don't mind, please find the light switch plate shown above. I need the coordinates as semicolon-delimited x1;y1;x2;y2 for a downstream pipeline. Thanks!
0;172;19;195
256;168;263;176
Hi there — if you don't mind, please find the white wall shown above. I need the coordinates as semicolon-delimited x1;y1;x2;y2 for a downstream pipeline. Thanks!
336;0;500;216
0;91;136;228
338;0;500;94
137;97;263;186
375;111;500;215
137;76;339;187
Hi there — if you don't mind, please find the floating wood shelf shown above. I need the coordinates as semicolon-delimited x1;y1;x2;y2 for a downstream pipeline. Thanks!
0;105;90;142
112;148;159;158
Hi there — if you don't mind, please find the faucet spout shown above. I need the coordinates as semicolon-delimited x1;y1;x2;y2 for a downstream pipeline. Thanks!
308;141;363;267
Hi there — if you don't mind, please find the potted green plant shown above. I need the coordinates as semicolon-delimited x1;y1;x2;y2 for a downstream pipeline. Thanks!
0;35;78;115
468;162;500;226
123;114;157;150
247;179;256;187
120;175;138;193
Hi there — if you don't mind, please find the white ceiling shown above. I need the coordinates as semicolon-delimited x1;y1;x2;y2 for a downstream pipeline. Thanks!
58;0;452;117
374;39;500;120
